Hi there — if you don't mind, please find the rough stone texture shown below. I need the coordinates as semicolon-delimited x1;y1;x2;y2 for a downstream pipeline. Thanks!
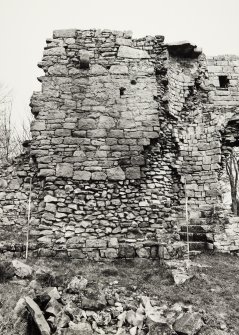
1;29;239;259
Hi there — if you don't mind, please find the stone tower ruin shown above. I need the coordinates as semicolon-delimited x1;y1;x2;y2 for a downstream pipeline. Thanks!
1;29;239;259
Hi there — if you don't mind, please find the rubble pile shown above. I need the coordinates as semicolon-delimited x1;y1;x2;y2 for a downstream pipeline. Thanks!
3;260;231;335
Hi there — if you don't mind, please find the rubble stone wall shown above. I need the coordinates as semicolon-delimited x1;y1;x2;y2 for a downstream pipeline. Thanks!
1;30;239;259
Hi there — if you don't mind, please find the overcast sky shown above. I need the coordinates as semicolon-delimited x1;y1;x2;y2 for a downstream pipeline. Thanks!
1;0;239;129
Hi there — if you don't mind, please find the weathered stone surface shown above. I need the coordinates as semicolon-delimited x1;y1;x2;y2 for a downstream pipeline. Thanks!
173;312;204;335
91;172;107;180
118;46;150;59
98;115;115;129
109;65;129;74
125;167;141;180
25;296;51;335
67;276;88;293
2;28;239;262
107;167;125;180
68;321;93;334
44;195;57;203
73;171;91;180
56;163;73;178
149;323;176;335
12;260;33;278
198;328;228;335
53;29;76;38
86;239;107;248
119;245;135;258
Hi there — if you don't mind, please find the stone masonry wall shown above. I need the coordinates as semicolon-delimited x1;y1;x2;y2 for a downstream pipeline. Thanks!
29;30;189;260
1;31;239;259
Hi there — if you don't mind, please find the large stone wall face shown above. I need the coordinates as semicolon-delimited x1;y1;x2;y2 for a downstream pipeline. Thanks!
2;30;239;259
29;30;189;259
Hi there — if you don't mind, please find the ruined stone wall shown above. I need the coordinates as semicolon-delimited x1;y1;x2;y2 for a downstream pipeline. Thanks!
28;29;188;260
2;31;239;259
0;150;40;257
207;55;239;107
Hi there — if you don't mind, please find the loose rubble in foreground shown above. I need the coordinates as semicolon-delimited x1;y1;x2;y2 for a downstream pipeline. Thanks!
0;259;233;335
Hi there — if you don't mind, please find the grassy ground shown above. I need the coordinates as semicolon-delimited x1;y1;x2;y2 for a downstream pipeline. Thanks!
0;252;239;333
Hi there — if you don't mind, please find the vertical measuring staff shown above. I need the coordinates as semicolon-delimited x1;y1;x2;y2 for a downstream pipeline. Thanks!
184;178;190;261
25;177;32;260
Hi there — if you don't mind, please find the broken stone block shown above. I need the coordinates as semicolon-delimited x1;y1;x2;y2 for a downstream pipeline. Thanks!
67;276;88;293
171;268;193;285
12;260;33;279
56;163;73;178
149;323;176;335
25;296;51;335
81;291;107;311
107;167;125;180
68;321;93;334
173;312;204;335
126;309;144;328
45;298;62;317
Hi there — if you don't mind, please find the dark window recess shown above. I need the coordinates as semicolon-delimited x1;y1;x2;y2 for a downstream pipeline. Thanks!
219;75;229;89
119;87;126;96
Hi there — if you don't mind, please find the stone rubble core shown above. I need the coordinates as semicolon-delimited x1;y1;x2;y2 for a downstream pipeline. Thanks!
1;29;239;259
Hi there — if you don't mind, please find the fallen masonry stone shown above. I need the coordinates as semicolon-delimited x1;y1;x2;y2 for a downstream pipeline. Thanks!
126;309;144;327
25;296;51;335
171;269;193;285
45;297;63;317
0;260;15;281
173;312;204;335
80;288;107;311
67;276;88;293
198;327;228;335
12;260;33;278
68;321;93;335
149;323;177;335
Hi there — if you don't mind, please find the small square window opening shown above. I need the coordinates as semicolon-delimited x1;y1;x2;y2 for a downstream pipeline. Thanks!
219;75;229;89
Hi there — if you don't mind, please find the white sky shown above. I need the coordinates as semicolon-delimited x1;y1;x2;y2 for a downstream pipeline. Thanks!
0;0;239;129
